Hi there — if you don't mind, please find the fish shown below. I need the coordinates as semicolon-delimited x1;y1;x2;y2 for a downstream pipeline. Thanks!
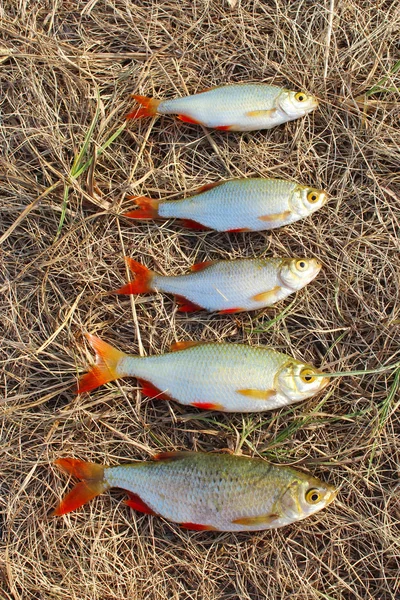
124;178;328;232
113;256;322;313
76;334;329;411
126;84;319;132
52;452;337;531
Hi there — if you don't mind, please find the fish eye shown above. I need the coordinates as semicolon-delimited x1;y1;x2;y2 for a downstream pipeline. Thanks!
307;190;320;203
305;488;322;504
295;91;308;102
300;368;316;383
295;259;308;272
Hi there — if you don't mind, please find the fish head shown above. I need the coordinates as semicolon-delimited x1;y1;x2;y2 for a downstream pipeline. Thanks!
276;360;329;402
278;257;322;290
279;472;337;522
290;185;328;217
277;89;319;118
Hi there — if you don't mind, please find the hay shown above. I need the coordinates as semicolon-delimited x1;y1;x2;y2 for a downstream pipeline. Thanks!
1;1;399;598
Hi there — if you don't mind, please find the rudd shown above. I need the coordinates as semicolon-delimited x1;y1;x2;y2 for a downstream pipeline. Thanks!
126;83;319;132
124;178;327;232
52;452;337;531
113;256;322;314
76;334;329;411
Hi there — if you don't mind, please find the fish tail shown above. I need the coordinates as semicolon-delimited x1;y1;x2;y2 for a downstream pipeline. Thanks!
52;458;109;516
124;196;160;220
126;94;161;119
113;257;155;295
77;334;128;394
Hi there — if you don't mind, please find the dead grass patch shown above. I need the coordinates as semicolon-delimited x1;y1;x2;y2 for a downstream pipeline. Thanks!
1;1;399;598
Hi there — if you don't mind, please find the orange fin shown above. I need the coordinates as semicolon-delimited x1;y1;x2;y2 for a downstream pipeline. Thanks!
215;125;232;131
237;389;275;400
153;451;190;461
176;296;203;313
170;341;202;352
196;181;224;194
124;196;160;220
252;286;281;303
113;258;154;295
181;219;209;231
177;114;204;125
226;227;250;233
138;378;170;400
258;210;291;222
180;522;217;531
232;513;280;526
126;95;160;120
124;492;155;515
191;402;224;411
246;108;277;118
190;260;214;272
52;458;108;516
77;334;127;394
219;307;243;314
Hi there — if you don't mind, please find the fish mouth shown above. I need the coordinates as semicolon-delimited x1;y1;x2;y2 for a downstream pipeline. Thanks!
308;97;319;110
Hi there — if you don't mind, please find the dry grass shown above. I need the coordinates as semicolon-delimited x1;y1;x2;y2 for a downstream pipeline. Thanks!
1;1;400;598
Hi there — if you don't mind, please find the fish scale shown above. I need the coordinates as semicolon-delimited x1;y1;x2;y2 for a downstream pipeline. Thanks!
157;179;304;231
119;342;292;411
152;258;293;312
101;452;335;531
153;84;317;131
77;336;329;412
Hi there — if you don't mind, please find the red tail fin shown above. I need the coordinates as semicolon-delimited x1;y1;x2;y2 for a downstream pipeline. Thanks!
126;95;161;120
52;458;108;516
113;258;155;295
124;196;160;220
77;334;128;394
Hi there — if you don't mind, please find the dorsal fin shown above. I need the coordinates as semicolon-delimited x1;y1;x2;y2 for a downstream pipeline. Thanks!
196;181;224;194
190;260;214;272
170;341;202;352
152;451;191;461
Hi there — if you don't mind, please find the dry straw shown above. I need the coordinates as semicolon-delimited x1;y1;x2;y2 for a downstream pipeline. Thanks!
1;1;399;599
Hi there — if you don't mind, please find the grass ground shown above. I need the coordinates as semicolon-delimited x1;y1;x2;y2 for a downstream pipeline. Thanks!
1;1;399;598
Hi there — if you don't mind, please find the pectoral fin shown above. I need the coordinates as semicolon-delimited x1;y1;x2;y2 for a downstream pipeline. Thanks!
246;108;277;118
237;389;275;400
258;210;291;222
232;513;280;526
252;286;281;303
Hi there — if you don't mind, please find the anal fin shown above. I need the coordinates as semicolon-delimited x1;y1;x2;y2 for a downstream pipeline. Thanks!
191;401;224;411
138;379;170;400
175;296;203;313
181;219;209;231
219;307;243;314
177;114;204;125
180;522;217;531
226;227;250;233
124;492;156;515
